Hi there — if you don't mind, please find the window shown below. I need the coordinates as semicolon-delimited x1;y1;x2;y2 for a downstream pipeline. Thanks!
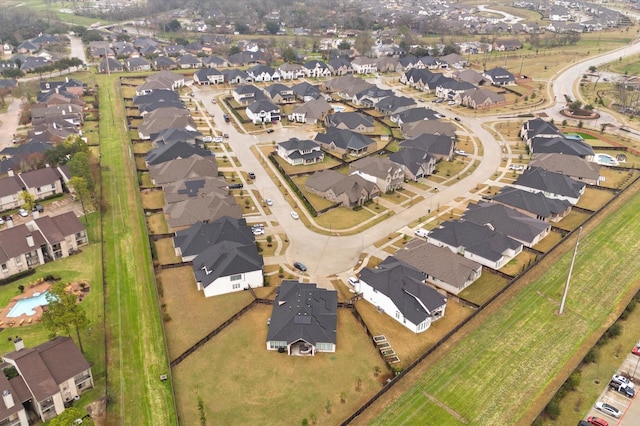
14;257;22;267
1;264;7;272
232;283;241;290
395;311;401;320
230;274;242;281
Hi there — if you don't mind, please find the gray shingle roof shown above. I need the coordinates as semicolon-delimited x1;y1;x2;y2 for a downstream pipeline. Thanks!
493;186;572;220
530;137;595;157
145;141;212;165
173;216;253;258
326;112;373;129
314;127;375;151
193;239;263;289
266;281;337;346
360;257;446;325
515;166;586;199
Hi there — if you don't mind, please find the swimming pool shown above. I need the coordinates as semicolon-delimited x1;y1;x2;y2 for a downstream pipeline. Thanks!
7;291;51;318
331;104;345;113
594;153;619;166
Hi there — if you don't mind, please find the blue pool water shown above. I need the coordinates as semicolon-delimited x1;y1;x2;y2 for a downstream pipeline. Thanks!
7;291;50;317
331;104;346;112
595;153;618;166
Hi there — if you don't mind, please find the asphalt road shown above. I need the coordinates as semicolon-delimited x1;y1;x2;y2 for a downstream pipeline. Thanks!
0;97;22;151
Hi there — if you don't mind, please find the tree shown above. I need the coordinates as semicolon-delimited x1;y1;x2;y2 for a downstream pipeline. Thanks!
68;152;96;198
69;177;92;222
234;22;250;34
337;40;351;50
442;43;460;55
20;191;35;211
355;31;373;56
228;45;241;56
174;37;190;46
265;21;280;35
281;47;297;63
49;407;94;426
165;19;182;32
42;282;90;353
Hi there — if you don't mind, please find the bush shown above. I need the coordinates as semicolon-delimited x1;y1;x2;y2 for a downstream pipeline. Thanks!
583;347;598;364
545;397;561;420
0;269;36;286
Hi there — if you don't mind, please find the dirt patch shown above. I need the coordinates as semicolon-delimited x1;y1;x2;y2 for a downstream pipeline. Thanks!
86;396;107;426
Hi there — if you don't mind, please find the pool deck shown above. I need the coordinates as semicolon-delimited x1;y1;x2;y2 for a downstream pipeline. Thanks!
0;282;52;328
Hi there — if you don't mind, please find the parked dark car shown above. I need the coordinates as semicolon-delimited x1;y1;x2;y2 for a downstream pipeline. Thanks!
32;204;44;212
293;262;307;272
223;114;230;122
266;129;275;133
228;183;244;189
248;172;256;180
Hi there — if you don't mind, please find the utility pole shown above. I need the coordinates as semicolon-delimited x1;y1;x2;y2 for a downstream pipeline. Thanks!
559;227;582;315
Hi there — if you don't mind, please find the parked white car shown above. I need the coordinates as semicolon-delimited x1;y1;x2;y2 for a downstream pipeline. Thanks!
612;374;634;389
454;150;468;157
415;228;429;238
265;198;273;206
290;211;299;220
595;401;621;418
212;136;224;143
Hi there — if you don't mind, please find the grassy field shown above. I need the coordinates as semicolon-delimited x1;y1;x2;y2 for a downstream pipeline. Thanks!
361;180;640;426
97;75;177;425
172;305;387;425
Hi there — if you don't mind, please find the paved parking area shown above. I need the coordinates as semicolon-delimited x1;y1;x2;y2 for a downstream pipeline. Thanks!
585;352;640;425
1;196;84;228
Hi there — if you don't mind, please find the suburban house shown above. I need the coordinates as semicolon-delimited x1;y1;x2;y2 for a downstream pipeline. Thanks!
1;336;93;423
375;95;417;116
277;138;325;166
145;141;213;166
277;63;306;80
492;186;572;222
391;107;440;125
352;87;393;107
351;57;377;74
426;220;523;269
99;57;123;74
0;212;88;278
315;127;376;156
394;240;482;295
322;75;374;99
266;281;337;356
325;112;374;133
462;202;552;247
164;194;242;232
529;153;600;185
291;81;321;102
305;169;379;207
148;156;219;186
399;133;455;161
482;67;515;86
327;58;353;75
529;136;595;160
173;216;254;262
389;147;437;181
400;120;456;140
151;128;202;146
434;80;476;100
0;174;23;212
162;176;228;205
513;167;586;205
303;59;332;78
453;69;487;86
349;156;405;193
221;69;252;85
357;257;447;333
247;64;280;82
263;83;296;104
288;98;331;124
493;39;523;51
454;88;505;109
191;228;264;298
520;118;563;144
137;107;197;140
193;68;225;85
232;84;265;105
125;57;151;72
176;54;202;69
246;100;281;124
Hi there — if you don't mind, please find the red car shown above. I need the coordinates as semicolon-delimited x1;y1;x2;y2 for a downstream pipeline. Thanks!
587;416;608;426
633;345;640;356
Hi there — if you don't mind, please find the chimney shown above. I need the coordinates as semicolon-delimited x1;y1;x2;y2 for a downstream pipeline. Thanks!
65;76;69;83
13;337;24;351
7;169;13;177
26;234;34;247
2;390;14;409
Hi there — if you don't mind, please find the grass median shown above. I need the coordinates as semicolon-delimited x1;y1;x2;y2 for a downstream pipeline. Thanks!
98;75;177;425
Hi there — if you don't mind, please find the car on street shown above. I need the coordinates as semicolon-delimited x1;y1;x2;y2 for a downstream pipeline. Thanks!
211;98;216;103
595;402;621;418
265;198;273;206
612;374;634;389
18;209;28;217
223;114;230;122
223;133;229;138
293;262;307;272
290;211;299;220
266;128;275;133
433;98;444;103
587;416;609;426
248;172;256;180
212;136;224;143
454;117;461;122
447;100;456;105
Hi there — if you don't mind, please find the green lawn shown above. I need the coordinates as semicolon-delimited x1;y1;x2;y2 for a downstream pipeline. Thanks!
97;75;176;425
370;183;640;425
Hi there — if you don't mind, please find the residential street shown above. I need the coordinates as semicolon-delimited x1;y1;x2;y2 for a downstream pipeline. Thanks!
0;97;22;151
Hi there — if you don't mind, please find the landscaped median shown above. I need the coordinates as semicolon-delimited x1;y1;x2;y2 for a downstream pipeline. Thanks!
357;178;640;425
